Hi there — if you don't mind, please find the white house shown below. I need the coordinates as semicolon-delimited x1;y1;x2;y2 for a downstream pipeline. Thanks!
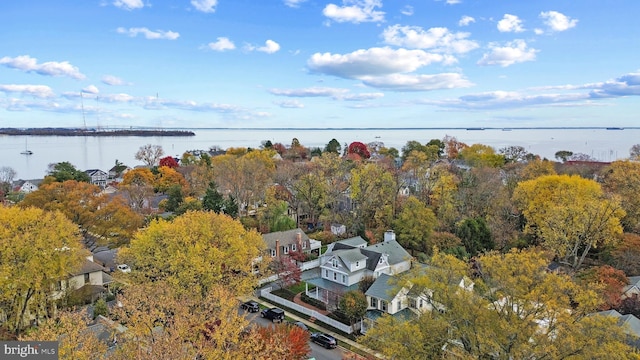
622;276;640;300
306;230;412;309
85;169;108;188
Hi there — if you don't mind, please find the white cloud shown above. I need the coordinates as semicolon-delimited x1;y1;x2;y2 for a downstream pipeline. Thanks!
275;100;305;108
269;87;349;97
259;40;281;54
116;27;180;40
534;28;544;35
381;25;479;54
459;15;475;26
589;72;640;98
540;11;578;32
0;55;85;80
360;73;473;91
191;0;218;13
82;85;100;94
0;84;54;98
308;47;451;79
435;0;461;4
477;39;537;67
497;14;524;33
113;0;144;10
206;37;236;51
401;6;414;16
246;40;281;54
102;75;130;86
340;92;384;101
284;0;307;8
323;0;385;24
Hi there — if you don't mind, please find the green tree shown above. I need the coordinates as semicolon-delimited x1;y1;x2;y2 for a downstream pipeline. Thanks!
513;174;625;270
455;217;494;256
0;206;85;336
339;290;368;332
555;150;573;162
46;161;91;183
394;196;438;255
324;138;341;154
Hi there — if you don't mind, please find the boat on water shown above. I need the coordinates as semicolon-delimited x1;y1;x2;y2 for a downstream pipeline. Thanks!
466;127;485;130
606;127;624;130
21;138;33;155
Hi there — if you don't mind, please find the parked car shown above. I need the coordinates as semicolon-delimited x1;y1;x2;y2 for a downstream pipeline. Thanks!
310;332;337;349
240;300;260;313
117;264;131;273
292;321;308;331
260;307;285;323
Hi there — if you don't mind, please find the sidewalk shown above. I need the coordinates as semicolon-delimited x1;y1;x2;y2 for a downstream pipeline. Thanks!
245;295;384;359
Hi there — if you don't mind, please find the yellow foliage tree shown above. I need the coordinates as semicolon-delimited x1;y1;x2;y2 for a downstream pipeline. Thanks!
513;174;625;270
0;206;85;337
119;211;266;298
602;160;640;233
360;249;638;359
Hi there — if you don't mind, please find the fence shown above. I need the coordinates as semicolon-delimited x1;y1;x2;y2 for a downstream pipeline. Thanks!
298;258;320;271
260;287;354;334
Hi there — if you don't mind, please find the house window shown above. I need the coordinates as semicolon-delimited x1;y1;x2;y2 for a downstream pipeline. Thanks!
54;281;62;291
356;261;359;267
332;258;338;268
409;298;417;308
270;249;276;257
284;246;289;254
325;269;329;278
333;272;337;281
381;301;387;312
371;297;378;308
291;243;296;252
84;273;90;285
302;242;307;249
419;299;423;308
342;274;346;284
379;257;383;264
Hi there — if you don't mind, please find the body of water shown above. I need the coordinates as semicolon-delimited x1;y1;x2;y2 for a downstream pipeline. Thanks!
1;128;637;180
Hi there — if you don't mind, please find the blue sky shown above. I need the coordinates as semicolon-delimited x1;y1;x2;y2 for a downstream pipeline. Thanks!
1;0;639;129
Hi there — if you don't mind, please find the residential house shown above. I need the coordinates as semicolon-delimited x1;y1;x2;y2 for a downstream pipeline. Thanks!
108;165;131;182
85;169;108;188
52;255;113;302
305;230;412;309
262;228;322;261
13;179;42;193
593;309;640;349
623;276;640;300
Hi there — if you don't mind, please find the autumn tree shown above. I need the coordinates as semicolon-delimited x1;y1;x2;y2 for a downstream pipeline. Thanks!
272;256;301;289
0;166;16;198
513;174;625;270
154;165;189;193
499;145;531;163
442;135;467;159
602;160;640;233
519;158;557;181
91;195;143;245
202;181;237;217
20;308;107;360
250;324;311;360
555;150;573;162
339;290;368;332
135;144;164;167
120;167;155;211
291;167;327;228
393;196;438;255
578;265;628;310
159;155;179;168
0;206;85;337
347;141;371;160
119;211;266;297
349;163;396;239
631;144;640;160
314;152;353;226
360;248;637;359
459;143;505;168
612;233;640;276
46;161;91;183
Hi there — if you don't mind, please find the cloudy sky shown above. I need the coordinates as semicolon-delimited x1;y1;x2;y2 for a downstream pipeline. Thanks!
1;0;639;128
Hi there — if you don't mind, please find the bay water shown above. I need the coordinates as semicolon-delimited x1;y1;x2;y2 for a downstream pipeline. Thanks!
1;128;637;180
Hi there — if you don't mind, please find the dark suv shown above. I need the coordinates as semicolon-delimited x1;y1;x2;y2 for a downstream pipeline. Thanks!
260;307;285;323
240;301;259;313
310;333;337;349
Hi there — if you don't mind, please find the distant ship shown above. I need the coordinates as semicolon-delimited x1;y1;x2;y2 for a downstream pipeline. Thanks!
606;127;624;130
466;127;485;130
502;128;513;131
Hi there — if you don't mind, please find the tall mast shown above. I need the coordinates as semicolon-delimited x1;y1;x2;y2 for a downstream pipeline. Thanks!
80;91;86;129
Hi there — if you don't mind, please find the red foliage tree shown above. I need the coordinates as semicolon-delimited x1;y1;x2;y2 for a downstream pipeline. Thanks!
253;324;310;360
272;143;287;156
581;265;628;310
273;256;302;289
159;156;179;169
347;141;371;160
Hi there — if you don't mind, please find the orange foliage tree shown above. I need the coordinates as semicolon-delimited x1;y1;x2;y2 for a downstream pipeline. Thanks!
252;324;310;360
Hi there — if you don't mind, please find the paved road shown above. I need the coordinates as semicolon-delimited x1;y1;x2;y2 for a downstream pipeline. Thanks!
243;310;346;360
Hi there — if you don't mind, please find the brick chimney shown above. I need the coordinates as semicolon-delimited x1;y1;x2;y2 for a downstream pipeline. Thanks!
275;239;280;257
296;232;302;248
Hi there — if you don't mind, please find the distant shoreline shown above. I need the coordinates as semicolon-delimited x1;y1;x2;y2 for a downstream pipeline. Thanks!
0;128;195;137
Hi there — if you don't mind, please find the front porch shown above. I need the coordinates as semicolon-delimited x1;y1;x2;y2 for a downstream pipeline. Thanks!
305;277;359;310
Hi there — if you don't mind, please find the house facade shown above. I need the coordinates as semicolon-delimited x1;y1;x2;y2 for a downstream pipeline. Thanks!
262;228;322;262
85;169;108;188
52;256;113;302
305;230;412;309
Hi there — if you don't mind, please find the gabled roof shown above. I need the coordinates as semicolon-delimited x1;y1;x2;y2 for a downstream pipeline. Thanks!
629;276;640;288
85;169;107;176
262;228;309;249
335;248;368;265
365;273;397;302
364;240;411;267
336;236;367;248
70;259;106;276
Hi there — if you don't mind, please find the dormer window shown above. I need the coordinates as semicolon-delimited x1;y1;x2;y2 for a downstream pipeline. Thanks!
332;258;338;268
379;257;383;264
270;249;276;257
302;241;307;249
284;246;289;254
291;243;296;252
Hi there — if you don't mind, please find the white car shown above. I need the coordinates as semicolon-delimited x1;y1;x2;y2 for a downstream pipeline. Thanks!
117;264;131;273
